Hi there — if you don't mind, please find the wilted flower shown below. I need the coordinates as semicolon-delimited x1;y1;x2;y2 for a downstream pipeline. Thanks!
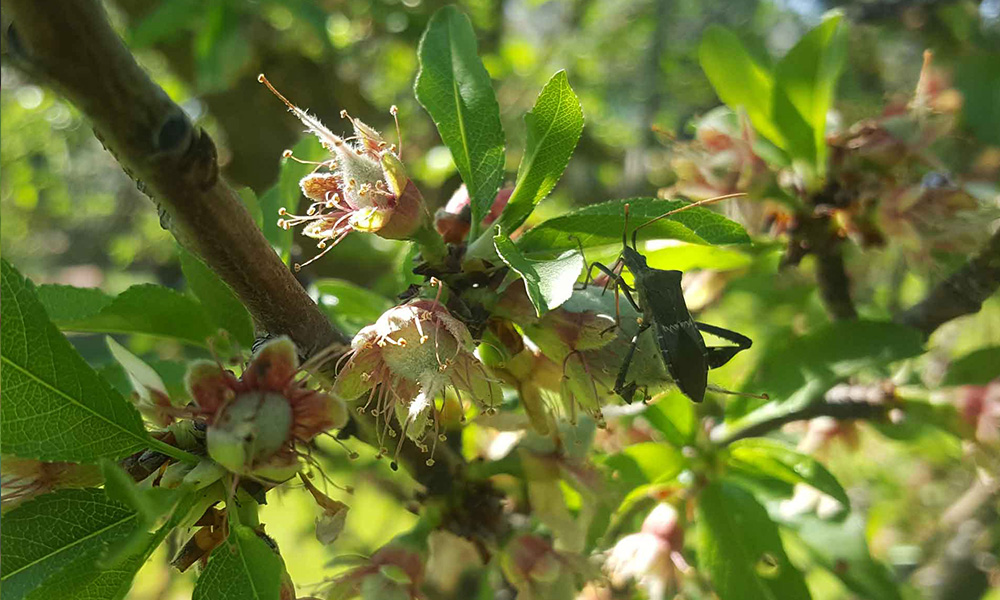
878;179;987;260
185;337;347;482
1;458;102;510
334;299;502;468
299;473;350;545
604;503;687;599
259;74;425;270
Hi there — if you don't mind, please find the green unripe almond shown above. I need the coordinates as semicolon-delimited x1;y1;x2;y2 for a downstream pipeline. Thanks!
207;391;293;473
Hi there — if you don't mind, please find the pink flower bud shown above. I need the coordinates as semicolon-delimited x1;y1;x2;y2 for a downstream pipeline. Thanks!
434;184;513;243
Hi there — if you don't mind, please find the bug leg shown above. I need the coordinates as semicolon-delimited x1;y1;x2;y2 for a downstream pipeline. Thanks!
613;322;650;403
579;260;619;290
696;322;752;369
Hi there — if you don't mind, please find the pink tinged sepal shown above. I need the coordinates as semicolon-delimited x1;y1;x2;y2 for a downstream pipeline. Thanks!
292;391;348;441
185;360;240;414
243;337;299;392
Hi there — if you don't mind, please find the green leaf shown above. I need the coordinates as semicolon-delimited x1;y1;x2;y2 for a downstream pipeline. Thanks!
603;442;686;489
515;197;751;260
128;0;201;48
193;3;250;93
98;461;182;568
312;278;392;335
697;481;812;600
643;242;753;272
35;285;114;322
786;512;902;600
179;248;254;347
1;260;151;462
39;283;217;347
747;320;924;406
642;393;697;447
415;6;505;238
772;14;847;172
17;490;201;600
494;233;584;316
0;489;138;600
727;438;850;509
699;26;783;148
955;52;1000;146
193;525;285;600
495;70;583;235
942;346;1000;386
238;187;264;230
106;337;167;399
718;321;925;441
101;462;179;526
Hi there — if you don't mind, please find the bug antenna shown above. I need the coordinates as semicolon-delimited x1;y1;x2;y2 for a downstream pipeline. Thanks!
633;193;747;241
706;383;769;400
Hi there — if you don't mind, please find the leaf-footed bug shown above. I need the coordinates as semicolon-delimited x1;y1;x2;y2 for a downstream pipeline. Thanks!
582;195;759;403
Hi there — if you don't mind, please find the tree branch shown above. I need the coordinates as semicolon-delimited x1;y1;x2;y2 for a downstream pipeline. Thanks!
3;0;348;356
714;397;888;446
3;0;478;505
898;225;1000;337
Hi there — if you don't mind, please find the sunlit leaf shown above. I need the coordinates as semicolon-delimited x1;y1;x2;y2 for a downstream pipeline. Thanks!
193;525;285;600
515;198;750;261
38;283;217;347
727;438;850;509
495;70;583;235
772;14;847;172
699;26;784;148
312;278;393;335
1;260;151;462
415;6;505;238
642;392;697;447
746;320;924;406
494;232;584;316
698;481;812;600
179;247;254;346
0;489;138;600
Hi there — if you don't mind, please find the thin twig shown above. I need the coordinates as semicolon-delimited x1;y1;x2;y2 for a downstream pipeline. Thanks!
714;399;888;446
898;226;1000;337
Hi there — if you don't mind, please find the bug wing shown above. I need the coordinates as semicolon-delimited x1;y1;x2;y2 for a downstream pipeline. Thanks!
638;268;709;403
654;320;709;403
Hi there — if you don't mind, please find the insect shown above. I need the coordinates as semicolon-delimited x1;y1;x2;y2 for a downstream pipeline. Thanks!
584;195;753;404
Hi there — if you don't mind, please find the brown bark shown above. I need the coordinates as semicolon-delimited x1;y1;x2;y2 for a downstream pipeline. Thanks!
4;0;347;356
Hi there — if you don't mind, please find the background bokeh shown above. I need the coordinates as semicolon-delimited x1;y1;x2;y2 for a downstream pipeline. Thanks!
3;1;999;599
